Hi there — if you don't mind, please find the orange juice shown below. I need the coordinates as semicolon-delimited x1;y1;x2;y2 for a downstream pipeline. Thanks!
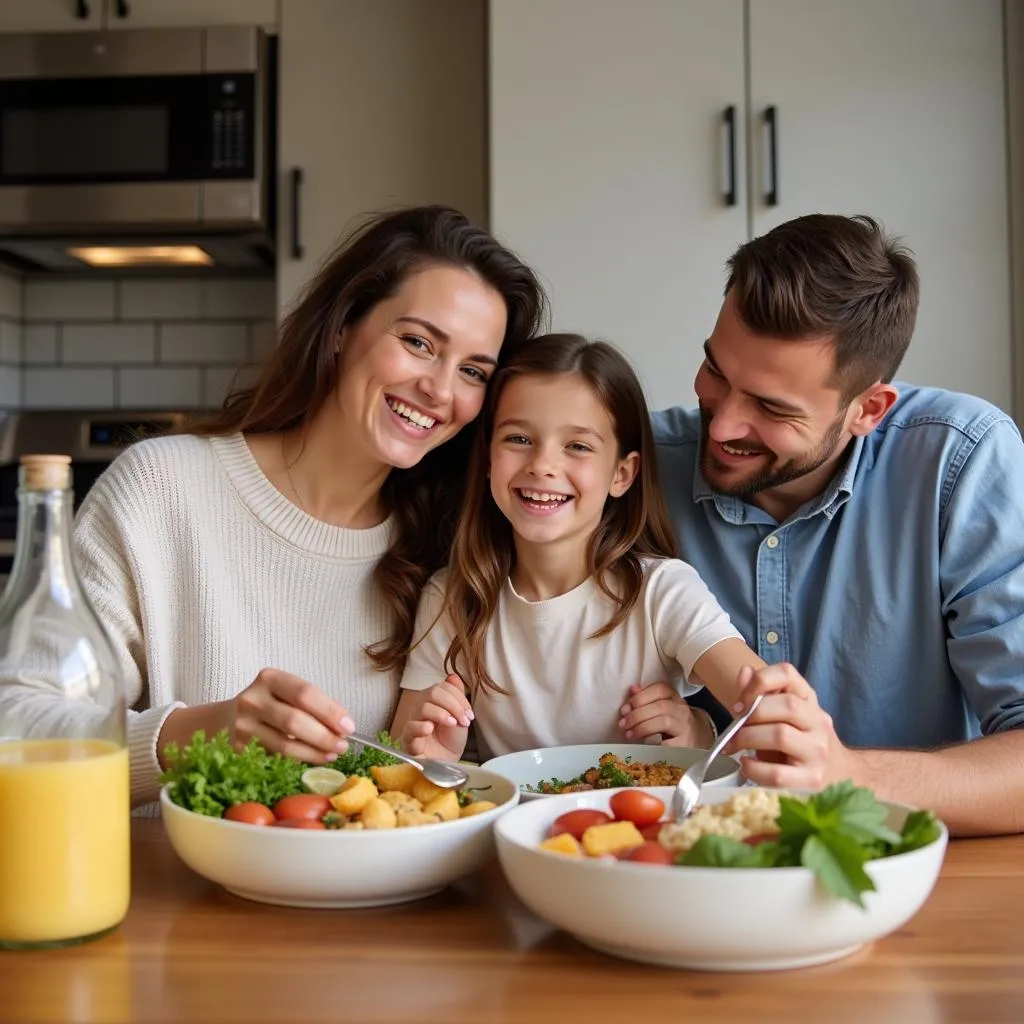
0;738;130;947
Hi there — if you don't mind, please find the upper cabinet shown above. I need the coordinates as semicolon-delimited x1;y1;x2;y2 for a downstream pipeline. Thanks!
490;0;1012;414
276;0;487;316
0;0;277;32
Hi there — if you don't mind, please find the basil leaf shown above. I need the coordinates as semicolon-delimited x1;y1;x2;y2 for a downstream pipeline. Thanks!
800;831;877;908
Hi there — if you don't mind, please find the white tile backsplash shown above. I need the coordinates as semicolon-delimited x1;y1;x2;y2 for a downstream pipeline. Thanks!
63;322;156;364
22;324;58;365
0;366;20;407
203;279;277;320
161;322;248;365
118;367;201;408
24;368;114;408
202;364;261;407
0;272;21;319
25;281;116;322
251;320;278;359
0;321;21;364
121;279;203;320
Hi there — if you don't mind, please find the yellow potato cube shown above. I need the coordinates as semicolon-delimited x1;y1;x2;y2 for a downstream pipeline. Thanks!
359;797;398;830
411;776;447;805
539;833;583;857
580;821;645;858
329;775;378;816
370;763;422;795
396;808;442;828
459;799;498;818
379;790;421;812
422;789;460;822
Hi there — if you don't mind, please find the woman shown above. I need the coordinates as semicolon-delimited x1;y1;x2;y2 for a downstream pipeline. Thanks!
0;205;546;805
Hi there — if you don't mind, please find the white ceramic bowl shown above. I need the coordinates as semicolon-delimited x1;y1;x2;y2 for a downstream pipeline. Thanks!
495;785;948;971
160;765;518;909
480;743;741;800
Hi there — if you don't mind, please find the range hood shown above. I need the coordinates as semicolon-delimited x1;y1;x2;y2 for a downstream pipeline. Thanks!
0;26;276;275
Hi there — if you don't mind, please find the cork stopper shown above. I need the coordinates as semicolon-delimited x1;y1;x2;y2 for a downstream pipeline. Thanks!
20;454;72;491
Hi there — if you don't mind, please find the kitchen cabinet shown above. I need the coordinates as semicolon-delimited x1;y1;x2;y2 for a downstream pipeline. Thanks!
0;0;276;33
276;0;487;316
490;0;1013;414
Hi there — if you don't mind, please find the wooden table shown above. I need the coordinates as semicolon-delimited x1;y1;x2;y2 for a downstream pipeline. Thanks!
2;821;1023;1023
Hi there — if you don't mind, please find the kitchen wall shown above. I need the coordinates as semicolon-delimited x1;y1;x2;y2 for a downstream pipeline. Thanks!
0;273;276;411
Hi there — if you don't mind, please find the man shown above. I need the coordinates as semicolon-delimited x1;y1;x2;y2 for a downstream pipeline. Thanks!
653;214;1024;837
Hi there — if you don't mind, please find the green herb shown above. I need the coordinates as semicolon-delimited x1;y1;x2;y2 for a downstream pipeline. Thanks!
677;781;942;909
597;761;633;788
326;730;400;777
160;730;305;817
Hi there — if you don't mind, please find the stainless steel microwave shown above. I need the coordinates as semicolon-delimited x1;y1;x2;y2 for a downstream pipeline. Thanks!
0;26;274;272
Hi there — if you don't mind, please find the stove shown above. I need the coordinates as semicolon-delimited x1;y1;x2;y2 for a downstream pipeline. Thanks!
0;410;189;581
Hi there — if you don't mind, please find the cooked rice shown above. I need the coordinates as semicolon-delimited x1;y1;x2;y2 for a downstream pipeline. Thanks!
659;789;782;855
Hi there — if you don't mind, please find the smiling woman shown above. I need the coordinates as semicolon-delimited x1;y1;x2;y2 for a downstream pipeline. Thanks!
0;205;547;807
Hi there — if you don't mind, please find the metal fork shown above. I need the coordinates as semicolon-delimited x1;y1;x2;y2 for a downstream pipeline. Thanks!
346;731;469;790
670;694;765;822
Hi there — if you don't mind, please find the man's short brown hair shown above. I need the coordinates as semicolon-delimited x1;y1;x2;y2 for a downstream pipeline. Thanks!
725;214;920;400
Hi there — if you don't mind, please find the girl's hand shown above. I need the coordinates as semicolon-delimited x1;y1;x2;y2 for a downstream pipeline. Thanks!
725;663;856;789
618;682;715;747
399;674;473;762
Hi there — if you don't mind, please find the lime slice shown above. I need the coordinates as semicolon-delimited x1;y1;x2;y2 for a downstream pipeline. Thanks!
301;767;347;796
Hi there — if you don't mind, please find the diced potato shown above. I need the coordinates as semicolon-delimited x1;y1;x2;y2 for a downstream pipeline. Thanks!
370;763;422;795
422;790;460;822
396;808;443;828
342;821;365;831
459;799;498;818
329;775;378;816
581;820;645;858
359;797;398;830
411;777;447;805
539;833;583;857
379;790;421;812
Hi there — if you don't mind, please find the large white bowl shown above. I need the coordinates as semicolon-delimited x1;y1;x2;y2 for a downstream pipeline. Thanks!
480;743;741;800
495;785;948;971
160;765;518;909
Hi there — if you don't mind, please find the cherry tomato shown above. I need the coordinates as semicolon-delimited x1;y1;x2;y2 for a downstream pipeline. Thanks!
640;820;668;842
608;790;665;828
548;809;613;840
223;802;275;826
625;840;674;865
272;794;332;822
742;833;776;846
274;818;327;829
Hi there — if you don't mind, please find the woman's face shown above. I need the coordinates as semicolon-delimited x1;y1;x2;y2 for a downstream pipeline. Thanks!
334;264;508;470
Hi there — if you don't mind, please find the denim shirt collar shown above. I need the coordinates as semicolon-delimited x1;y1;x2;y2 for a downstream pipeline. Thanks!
693;435;866;526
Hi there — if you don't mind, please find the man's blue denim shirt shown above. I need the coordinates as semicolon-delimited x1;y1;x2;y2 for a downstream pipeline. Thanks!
652;383;1024;748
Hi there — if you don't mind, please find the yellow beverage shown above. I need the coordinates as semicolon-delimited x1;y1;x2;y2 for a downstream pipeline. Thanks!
0;738;130;947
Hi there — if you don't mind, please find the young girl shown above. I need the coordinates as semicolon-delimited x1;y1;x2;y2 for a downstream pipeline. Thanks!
392;333;770;762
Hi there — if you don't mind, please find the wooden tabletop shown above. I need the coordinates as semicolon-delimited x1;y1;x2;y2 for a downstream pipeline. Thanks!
2;820;1023;1024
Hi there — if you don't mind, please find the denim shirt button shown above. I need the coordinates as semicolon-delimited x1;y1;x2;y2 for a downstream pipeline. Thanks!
765;630;779;644
765;535;779;549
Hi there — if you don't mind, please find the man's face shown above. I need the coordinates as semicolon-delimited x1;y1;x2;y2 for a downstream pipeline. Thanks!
694;292;856;504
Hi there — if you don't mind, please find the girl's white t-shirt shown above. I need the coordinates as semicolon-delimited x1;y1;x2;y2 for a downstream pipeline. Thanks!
400;558;740;759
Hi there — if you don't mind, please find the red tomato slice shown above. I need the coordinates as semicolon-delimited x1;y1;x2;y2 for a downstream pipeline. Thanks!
640;820;668;842
274;818;327;829
548;808;613;840
272;794;332;822
608;790;666;828
625;840;674;865
223;802;275;826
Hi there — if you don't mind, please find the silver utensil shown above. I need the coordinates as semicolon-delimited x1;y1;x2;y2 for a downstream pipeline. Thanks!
670;694;765;822
347;731;470;790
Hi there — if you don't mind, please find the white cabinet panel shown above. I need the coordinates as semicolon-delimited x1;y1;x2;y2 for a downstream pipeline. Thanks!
749;0;1011;411
0;0;100;32
490;0;747;411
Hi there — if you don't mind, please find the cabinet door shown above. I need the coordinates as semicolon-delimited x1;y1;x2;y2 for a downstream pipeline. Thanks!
749;0;1011;412
102;0;278;30
0;0;101;31
277;0;487;316
490;0;746;411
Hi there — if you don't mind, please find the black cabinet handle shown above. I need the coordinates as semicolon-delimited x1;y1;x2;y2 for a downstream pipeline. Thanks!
290;168;304;260
723;105;737;207
115;0;130;17
75;0;90;18
765;105;779;206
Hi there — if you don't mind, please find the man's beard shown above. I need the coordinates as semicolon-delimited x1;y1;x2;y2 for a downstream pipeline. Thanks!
698;403;846;500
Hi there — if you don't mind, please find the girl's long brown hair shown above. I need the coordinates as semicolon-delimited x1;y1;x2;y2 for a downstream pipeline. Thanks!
438;333;678;696
190;205;546;672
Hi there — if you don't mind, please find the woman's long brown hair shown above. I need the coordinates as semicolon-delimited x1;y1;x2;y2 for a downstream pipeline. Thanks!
190;205;546;672
437;333;678;696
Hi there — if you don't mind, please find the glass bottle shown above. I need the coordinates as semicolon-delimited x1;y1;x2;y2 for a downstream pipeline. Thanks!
0;455;129;949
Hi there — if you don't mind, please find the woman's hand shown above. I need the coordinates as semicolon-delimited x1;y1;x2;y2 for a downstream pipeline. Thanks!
396;675;473;762
725;663;856;789
158;668;355;768
618;682;716;747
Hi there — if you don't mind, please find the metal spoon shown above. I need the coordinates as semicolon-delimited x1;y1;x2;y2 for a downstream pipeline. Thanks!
346;731;470;790
670;694;765;822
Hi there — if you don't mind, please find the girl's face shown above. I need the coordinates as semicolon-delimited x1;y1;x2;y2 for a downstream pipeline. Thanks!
333;264;508;470
488;372;639;554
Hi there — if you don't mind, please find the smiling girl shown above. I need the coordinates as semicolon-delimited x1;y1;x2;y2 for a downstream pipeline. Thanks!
392;334;773;762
